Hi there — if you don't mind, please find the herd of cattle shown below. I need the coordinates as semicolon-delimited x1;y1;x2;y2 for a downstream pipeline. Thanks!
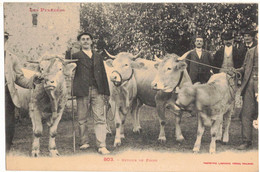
15;50;239;156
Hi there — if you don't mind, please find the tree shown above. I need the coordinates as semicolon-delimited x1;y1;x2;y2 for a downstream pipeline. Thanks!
80;3;258;58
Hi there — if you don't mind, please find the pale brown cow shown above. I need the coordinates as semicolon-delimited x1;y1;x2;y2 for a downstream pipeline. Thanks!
17;54;76;157
105;50;144;147
175;73;238;153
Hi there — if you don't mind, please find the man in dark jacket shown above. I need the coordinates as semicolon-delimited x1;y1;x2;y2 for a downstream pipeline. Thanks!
213;31;242;73
236;44;258;150
186;34;213;84
72;32;110;154
239;29;257;60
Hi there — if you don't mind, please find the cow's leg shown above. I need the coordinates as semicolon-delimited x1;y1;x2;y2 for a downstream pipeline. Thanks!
30;106;42;157
175;111;184;142
112;101;122;147
49;109;63;157
120;111;127;139
216;122;223;141
222;111;232;143
209;117;222;154
155;101;166;143
193;113;205;153
131;98;142;133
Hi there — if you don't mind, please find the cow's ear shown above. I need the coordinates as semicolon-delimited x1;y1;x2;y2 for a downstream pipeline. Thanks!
131;61;144;69
64;63;77;76
175;62;187;71
154;62;159;69
105;59;113;67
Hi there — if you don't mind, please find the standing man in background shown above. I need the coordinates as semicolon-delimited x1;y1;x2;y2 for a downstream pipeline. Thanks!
185;34;213;84
72;32;110;155
240;29;257;60
213;31;242;73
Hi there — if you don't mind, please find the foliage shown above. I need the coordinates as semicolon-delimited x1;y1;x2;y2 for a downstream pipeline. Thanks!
80;3;258;58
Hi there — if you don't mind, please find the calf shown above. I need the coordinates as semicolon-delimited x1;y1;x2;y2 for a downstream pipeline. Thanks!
175;73;238;153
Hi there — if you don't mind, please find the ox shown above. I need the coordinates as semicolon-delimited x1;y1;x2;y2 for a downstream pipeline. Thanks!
133;53;192;143
16;54;76;157
104;50;144;147
175;73;238;153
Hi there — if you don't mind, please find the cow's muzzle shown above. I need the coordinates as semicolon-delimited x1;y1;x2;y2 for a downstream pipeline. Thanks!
111;71;122;87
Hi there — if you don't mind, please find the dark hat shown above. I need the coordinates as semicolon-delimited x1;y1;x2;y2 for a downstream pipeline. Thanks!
195;34;204;39
242;29;256;37
221;31;233;40
77;32;93;41
4;31;12;38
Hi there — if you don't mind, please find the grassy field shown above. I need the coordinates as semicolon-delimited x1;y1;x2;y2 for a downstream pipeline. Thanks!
10;104;258;157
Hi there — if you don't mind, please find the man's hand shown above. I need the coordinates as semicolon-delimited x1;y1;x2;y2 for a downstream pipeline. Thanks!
33;72;44;84
226;67;237;77
253;118;258;129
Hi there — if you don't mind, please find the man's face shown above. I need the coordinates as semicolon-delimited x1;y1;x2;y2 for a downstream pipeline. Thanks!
244;34;253;44
79;35;93;50
194;38;203;48
223;39;233;47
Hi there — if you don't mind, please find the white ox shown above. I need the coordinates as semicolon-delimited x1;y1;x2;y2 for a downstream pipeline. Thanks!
16;54;76;157
134;53;192;143
104;50;144;147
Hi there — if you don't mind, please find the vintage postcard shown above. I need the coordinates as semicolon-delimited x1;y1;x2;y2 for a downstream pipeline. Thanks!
3;2;259;172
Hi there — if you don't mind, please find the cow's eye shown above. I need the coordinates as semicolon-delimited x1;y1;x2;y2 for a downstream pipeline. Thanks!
125;64;128;66
59;68;62;71
40;68;44;71
167;67;172;71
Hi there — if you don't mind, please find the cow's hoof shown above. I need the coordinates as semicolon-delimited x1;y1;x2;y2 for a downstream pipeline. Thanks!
31;150;40;157
176;136;185;142
158;137;166;144
114;138;122;147
133;128;142;134
193;147;200;153
49;149;60;157
209;149;216;154
120;134;125;139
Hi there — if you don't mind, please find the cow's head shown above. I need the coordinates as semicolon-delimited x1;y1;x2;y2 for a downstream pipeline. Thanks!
151;53;187;92
105;50;144;87
29;54;77;91
174;82;197;111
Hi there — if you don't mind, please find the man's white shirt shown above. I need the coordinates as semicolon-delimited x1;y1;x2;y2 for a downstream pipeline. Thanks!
196;48;202;59
224;46;233;57
82;49;93;58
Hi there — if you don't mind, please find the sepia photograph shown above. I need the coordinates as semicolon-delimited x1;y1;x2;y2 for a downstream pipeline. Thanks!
3;2;259;171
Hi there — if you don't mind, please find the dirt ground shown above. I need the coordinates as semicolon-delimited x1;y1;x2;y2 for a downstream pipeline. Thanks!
10;105;258;157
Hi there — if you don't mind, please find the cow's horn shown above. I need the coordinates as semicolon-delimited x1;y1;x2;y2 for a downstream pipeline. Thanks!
178;50;191;61
132;49;143;60
64;59;78;63
104;49;116;59
154;55;162;62
27;60;40;63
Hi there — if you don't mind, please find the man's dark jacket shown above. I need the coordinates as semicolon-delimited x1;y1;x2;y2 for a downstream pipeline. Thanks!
186;49;213;84
213;46;241;73
72;50;110;97
239;40;257;63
